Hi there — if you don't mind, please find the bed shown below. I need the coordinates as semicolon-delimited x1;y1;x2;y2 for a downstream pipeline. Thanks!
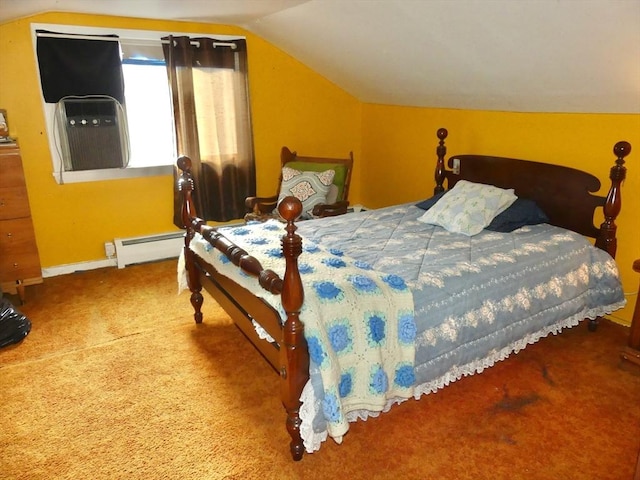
176;128;630;461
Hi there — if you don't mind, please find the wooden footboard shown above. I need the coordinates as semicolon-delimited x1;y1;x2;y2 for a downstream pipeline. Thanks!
177;156;309;461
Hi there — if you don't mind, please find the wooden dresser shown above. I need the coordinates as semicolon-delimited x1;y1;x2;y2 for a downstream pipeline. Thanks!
0;142;42;302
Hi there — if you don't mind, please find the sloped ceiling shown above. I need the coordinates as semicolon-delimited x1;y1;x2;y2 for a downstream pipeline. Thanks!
2;0;639;113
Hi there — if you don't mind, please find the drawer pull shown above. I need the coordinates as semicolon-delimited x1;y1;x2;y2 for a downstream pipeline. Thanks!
6;232;12;237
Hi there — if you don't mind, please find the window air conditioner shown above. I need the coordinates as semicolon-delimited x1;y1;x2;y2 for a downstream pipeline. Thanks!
55;96;129;171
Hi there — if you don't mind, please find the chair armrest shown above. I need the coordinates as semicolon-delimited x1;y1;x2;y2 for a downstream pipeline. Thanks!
312;200;349;218
245;195;278;214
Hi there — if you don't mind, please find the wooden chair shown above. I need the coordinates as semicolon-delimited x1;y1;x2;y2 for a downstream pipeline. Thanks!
244;146;353;222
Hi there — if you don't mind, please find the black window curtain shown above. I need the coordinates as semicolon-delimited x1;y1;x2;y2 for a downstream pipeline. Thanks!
163;36;256;225
36;30;125;104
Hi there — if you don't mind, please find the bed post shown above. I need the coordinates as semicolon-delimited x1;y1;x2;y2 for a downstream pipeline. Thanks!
595;141;630;259
177;156;204;324
434;127;448;194
277;196;309;461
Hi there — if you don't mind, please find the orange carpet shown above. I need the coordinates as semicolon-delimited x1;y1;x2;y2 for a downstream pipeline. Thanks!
0;259;638;479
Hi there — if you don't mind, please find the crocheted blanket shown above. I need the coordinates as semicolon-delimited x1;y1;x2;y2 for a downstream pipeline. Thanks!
186;220;416;440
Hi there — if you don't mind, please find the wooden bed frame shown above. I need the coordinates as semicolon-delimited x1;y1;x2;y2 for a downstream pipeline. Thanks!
176;128;630;461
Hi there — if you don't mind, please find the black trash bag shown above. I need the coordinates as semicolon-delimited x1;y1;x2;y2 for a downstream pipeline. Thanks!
0;297;31;349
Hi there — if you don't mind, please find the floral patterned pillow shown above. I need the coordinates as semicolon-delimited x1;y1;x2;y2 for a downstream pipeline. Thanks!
278;167;335;219
417;180;517;236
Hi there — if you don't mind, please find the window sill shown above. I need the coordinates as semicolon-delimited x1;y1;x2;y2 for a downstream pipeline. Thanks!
52;164;173;184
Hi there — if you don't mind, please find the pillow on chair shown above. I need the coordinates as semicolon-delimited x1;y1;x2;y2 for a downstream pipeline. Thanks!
286;161;348;202
278;166;335;219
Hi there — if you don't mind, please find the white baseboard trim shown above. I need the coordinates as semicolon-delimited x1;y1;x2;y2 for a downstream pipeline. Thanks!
42;258;118;278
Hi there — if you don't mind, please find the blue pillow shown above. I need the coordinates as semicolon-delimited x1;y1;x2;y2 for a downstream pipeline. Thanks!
486;198;549;232
415;191;447;210
416;193;548;233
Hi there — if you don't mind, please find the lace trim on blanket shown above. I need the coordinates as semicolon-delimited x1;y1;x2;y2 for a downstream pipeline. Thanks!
177;251;188;294
299;300;625;453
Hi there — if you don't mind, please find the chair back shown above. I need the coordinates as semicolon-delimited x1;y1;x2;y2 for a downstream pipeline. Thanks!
280;146;354;204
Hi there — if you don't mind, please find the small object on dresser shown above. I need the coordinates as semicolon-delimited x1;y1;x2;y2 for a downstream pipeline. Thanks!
0;109;14;143
0;109;8;137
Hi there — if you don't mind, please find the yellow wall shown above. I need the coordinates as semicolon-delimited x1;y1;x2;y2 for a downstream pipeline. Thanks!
0;13;362;267
0;12;637;324
361;105;640;324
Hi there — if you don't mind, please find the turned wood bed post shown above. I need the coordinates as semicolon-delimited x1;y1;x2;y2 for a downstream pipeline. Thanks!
434;127;448;194
277;196;310;461
177;155;204;324
595;141;630;258
589;140;629;332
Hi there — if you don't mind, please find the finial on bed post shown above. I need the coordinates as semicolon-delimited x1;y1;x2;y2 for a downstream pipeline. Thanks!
595;141;630;259
277;196;309;461
434;128;448;194
177;155;204;324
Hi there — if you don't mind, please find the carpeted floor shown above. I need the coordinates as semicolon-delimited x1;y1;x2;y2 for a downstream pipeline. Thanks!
0;259;638;480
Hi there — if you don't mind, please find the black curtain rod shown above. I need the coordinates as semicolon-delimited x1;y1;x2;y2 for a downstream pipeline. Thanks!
36;31;237;48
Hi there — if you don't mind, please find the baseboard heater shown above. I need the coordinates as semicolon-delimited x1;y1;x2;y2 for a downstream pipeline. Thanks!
114;231;184;269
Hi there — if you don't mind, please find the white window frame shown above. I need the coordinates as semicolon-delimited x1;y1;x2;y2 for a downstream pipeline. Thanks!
30;23;244;184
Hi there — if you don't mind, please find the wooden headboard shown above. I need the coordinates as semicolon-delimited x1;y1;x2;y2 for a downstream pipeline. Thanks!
433;128;630;258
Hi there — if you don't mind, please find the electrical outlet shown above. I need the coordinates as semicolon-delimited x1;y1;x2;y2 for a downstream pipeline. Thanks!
452;158;461;175
104;242;116;258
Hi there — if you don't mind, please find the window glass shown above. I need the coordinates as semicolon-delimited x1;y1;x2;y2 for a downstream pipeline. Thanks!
122;58;176;168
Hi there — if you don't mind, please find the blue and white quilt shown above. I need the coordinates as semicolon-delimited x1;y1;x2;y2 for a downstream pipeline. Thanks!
186;219;416;441
183;203;625;453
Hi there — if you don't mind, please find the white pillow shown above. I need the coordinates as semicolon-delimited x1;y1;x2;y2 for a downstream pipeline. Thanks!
417;180;517;236
278;166;335;219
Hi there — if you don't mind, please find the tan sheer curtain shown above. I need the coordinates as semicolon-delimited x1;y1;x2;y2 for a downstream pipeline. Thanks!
163;36;256;224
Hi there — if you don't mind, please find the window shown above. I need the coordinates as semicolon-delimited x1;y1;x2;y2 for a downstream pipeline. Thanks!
121;57;175;168
31;24;244;184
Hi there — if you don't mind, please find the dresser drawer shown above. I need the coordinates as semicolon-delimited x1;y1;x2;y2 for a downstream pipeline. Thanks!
0;218;42;281
0;186;31;219
0;152;26;189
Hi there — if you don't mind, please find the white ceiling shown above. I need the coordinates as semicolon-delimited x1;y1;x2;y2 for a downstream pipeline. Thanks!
1;0;639;113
